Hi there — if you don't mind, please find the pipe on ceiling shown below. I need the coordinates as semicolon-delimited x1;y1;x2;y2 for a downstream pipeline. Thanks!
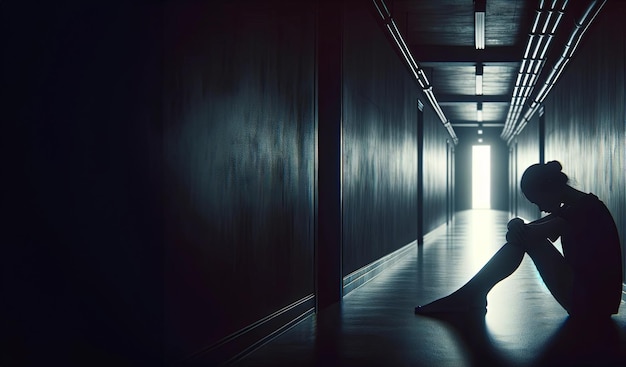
501;0;568;140
373;0;458;144
503;0;607;144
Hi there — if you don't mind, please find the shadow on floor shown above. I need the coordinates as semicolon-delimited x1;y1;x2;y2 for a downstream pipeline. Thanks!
532;316;626;367
421;312;626;367
314;303;410;367
417;312;510;367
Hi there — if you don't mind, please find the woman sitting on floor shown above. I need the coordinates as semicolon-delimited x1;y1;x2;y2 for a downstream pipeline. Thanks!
415;161;623;318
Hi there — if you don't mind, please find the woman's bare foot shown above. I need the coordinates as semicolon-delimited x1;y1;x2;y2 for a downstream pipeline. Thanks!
415;291;487;314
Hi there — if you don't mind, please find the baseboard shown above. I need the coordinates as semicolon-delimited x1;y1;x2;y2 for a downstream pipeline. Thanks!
343;240;417;296
184;294;315;366
342;222;450;296
180;222;453;365
423;221;449;244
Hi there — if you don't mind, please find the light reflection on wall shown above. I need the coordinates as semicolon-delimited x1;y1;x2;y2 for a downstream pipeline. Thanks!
161;5;317;356
343;132;418;195
341;3;421;275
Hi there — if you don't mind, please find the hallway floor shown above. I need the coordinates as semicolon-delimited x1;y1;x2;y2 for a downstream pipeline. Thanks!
235;210;626;367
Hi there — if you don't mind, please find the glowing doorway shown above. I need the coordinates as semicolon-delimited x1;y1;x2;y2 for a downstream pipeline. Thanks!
472;145;491;209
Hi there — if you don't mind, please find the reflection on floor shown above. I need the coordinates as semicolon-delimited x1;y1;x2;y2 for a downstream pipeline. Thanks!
235;210;626;367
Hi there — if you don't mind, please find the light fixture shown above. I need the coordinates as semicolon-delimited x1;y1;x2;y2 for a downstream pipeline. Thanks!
373;0;458;144
476;74;483;95
478;129;483;135
475;63;483;95
501;0;576;141
478;138;484;143
475;0;486;49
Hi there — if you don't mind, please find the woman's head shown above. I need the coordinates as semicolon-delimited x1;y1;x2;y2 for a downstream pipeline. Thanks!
520;161;569;213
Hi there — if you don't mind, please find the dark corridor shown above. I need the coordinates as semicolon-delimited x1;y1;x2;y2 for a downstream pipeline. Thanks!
2;0;625;366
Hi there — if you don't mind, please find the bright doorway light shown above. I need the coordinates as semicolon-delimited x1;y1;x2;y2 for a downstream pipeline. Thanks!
472;145;491;209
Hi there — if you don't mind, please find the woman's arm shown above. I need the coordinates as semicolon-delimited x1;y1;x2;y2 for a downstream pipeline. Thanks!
528;213;557;224
525;215;567;242
507;214;566;244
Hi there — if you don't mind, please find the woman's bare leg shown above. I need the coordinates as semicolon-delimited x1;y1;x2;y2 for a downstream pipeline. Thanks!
523;239;573;312
415;243;525;313
416;239;573;314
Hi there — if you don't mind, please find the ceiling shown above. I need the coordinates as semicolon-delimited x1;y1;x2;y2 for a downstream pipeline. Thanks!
382;0;602;140
393;0;532;130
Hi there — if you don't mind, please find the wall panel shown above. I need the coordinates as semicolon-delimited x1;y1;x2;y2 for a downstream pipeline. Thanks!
491;136;510;211
342;1;453;275
422;108;450;233
342;3;420;275
513;114;541;221
161;2;316;361
3;1;460;364
542;1;625;279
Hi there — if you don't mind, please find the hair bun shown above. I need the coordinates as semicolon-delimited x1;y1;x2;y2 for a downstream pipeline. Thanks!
546;160;562;172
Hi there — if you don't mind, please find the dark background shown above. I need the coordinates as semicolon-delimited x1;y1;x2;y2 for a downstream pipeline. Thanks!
2;0;624;365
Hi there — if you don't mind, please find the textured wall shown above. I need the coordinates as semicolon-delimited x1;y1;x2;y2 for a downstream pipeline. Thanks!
455;137;472;211
490;136;510;211
342;3;420;275
3;3;164;365
3;1;458;363
542;1;625;279
161;2;316;360
513;114;541;221
422;108;450;232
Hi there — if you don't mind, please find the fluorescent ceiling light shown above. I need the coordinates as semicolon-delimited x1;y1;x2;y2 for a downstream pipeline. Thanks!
478;129;483;135
477;110;483;122
475;74;483;95
475;12;485;49
451;123;480;127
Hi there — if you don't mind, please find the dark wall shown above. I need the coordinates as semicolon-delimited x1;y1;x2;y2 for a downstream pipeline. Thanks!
491;135;509;211
422;106;451;232
2;3;164;365
342;4;419;275
455;136;472;211
341;3;452;275
3;1;317;364
512;114;541;221
161;1;316;361
541;0;625;279
3;0;456;364
454;128;508;211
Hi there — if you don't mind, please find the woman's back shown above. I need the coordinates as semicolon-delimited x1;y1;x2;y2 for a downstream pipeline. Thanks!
557;193;622;316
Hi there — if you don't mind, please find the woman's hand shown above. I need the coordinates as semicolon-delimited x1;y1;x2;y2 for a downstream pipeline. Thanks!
506;218;526;245
507;216;565;245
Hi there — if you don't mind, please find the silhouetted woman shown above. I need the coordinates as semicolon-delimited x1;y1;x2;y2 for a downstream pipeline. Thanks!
415;161;623;318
